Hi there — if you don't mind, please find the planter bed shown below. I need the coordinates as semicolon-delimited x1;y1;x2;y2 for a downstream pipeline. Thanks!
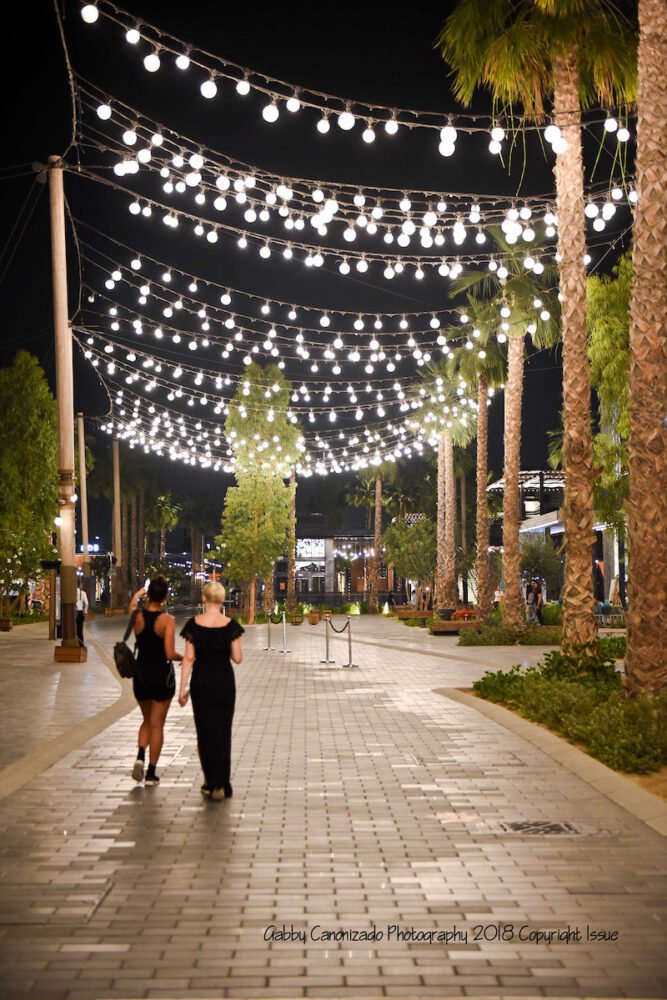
431;619;481;635
396;609;432;620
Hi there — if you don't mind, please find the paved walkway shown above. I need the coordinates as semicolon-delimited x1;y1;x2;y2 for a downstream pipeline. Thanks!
0;615;665;1000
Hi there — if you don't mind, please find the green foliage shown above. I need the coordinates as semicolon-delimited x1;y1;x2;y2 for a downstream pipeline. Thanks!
541;601;563;626
473;646;667;774
225;362;302;477
382;517;436;583
217;473;293;586
598;635;626;660
520;535;562;594
459;624;561;646
436;0;637;117
0;353;59;606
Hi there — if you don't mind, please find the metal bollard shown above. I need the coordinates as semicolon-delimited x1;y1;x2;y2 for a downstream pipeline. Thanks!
342;615;359;668
264;615;274;651
319;617;335;664
279;610;291;654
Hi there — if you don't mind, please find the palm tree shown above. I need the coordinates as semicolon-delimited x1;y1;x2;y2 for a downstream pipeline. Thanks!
437;0;636;650
449;301;506;621
415;365;476;609
625;0;666;695
368;469;384;613
346;471;376;531
147;493;182;561
450;234;560;627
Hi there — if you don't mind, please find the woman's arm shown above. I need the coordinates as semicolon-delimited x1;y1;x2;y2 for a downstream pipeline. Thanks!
163;615;183;661
178;640;195;705
230;638;243;665
128;587;146;614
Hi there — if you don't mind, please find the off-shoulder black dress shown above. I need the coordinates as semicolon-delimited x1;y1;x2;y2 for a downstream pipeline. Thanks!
180;617;244;794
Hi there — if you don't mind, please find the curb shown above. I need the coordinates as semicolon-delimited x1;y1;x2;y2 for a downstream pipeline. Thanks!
436;687;667;838
0;629;137;802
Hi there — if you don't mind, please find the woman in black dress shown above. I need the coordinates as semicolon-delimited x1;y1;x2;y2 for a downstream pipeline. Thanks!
178;582;244;801
129;575;182;786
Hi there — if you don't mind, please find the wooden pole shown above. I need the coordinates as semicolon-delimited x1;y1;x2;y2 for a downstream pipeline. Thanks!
112;439;123;607
48;156;84;660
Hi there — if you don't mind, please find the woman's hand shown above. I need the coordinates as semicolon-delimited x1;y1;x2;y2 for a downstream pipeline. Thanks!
178;690;189;707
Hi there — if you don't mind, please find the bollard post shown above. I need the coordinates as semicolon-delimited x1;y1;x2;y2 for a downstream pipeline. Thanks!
342;615;359;668
319;617;336;664
264;614;274;651
279;610;291;654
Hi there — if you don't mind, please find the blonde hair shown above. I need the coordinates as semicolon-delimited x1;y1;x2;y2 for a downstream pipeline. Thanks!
203;581;226;604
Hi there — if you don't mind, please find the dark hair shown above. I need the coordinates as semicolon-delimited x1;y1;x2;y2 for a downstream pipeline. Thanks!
147;575;169;603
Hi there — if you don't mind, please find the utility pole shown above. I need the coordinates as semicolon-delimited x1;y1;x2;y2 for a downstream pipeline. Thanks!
77;412;91;602
49;156;86;661
112;438;123;608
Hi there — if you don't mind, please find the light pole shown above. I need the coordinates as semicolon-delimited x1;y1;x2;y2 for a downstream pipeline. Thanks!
48;155;86;662
77;412;91;603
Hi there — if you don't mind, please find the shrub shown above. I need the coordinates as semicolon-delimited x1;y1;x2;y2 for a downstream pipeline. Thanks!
459;623;520;645
598;635;626;659
519;625;561;645
472;648;667;773
541;602;563;626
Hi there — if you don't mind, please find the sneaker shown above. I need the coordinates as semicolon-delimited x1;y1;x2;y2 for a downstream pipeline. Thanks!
224;784;233;798
200;784;211;797
132;760;144;782
210;787;225;801
144;773;160;786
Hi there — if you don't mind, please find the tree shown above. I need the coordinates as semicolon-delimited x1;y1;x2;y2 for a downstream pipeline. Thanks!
625;0;666;695
224;363;302;623
413;365;476;609
437;0;637;653
146;493;181;560
382;517;437;611
346;470;376;530
216;473;293;622
520;534;563;598
0;353;58;614
450;231;559;626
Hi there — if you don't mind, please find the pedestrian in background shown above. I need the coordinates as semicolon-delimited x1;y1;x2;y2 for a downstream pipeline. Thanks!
179;582;244;801
75;583;89;646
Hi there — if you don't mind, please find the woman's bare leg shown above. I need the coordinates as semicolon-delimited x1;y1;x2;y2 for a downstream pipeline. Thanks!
147;699;172;766
137;700;151;753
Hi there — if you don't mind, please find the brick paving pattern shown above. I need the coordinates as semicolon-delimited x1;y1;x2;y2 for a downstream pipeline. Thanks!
0;616;665;999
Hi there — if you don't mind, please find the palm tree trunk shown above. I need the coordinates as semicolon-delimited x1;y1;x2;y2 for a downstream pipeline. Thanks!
503;336;525;629
248;576;256;626
625;0;667;695
436;432;446;607
263;574;274;614
444;432;458;607
553;53;598;653
160;527;166;561
121;496;129;596
368;473;382;613
190;524;199;602
287;468;296;612
460;470;468;605
476;373;491;621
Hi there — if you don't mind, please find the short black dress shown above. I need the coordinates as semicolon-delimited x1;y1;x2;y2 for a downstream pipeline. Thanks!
133;610;175;702
180;617;244;792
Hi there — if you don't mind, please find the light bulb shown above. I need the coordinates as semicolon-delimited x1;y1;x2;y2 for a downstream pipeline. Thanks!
236;78;250;95
489;140;502;155
544;124;560;144
438;141;455;157
440;125;457;144
617;127;630;142
207;230;218;243
143;52;161;73
200;78;217;99
176;54;190;70
584;202;599;218
126;26;140;44
96;103;112;120
362;126;376;143
338;110;356;130
81;4;99;22
262;102;279;123
604;116;618;132
385;117;399;135
491;125;505;142
286;95;301;112
317;116;330;134
552;136;568;154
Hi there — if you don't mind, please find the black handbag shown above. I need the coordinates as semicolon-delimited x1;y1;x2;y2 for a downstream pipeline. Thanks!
114;611;138;679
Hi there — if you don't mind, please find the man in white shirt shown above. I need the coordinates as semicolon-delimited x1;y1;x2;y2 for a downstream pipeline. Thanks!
75;584;89;646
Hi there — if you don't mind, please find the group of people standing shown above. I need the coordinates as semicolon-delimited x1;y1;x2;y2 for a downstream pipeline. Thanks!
526;580;544;624
127;577;244;799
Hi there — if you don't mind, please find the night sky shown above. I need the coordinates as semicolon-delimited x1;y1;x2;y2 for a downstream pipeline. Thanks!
0;1;632;543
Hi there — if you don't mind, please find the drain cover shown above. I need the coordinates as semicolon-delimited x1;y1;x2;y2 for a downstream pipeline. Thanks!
500;820;596;835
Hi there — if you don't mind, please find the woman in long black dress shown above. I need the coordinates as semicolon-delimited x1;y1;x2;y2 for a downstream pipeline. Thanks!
129;575;182;786
178;582;244;801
